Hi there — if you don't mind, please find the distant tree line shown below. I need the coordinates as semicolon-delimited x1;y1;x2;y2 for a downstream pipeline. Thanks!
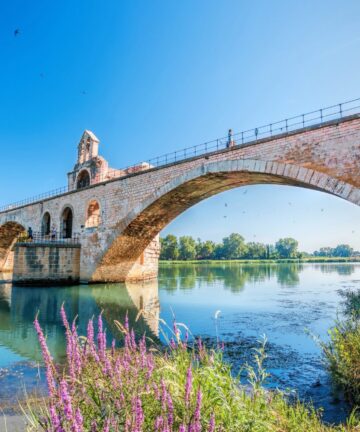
160;234;359;261
313;245;356;258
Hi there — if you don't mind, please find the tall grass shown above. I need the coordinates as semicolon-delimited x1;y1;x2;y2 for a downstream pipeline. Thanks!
27;307;359;431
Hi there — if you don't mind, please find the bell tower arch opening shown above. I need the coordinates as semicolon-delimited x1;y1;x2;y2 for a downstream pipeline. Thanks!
76;170;91;189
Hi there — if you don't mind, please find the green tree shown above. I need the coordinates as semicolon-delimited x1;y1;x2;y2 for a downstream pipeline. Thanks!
196;240;216;260
222;233;247;259
275;238;298;259
333;244;353;257
178;236;197;260
160;235;179;260
245;242;267;259
314;247;333;257
213;243;225;259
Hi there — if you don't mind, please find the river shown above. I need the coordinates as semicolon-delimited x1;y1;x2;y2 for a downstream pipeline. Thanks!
0;262;358;423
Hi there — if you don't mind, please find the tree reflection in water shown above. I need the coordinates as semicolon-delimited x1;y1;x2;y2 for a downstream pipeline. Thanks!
159;262;356;292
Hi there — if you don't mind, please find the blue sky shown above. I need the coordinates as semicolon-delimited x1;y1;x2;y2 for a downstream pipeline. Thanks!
1;0;360;252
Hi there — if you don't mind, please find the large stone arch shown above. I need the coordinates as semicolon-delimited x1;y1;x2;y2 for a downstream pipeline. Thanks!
0;221;26;272
87;159;360;282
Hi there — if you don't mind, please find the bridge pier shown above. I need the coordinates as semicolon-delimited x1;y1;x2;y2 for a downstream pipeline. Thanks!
80;235;161;284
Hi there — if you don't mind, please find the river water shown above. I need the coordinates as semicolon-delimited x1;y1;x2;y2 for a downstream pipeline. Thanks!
0;262;358;423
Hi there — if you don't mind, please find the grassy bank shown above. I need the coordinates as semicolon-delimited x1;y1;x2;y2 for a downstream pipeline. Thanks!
26;308;360;431
160;257;360;264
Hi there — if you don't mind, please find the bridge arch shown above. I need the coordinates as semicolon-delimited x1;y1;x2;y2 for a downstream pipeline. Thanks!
89;159;360;282
0;221;26;272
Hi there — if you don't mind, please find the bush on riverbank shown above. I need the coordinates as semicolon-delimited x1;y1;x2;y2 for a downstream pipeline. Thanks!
322;289;360;407
28;307;359;431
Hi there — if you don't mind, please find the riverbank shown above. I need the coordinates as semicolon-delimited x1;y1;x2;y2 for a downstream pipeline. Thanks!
29;310;360;431
160;257;360;264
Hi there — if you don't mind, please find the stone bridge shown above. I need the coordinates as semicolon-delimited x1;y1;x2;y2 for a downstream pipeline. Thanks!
1;111;360;285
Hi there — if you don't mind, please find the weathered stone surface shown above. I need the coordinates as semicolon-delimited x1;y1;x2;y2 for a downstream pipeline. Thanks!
1;115;360;283
13;244;80;286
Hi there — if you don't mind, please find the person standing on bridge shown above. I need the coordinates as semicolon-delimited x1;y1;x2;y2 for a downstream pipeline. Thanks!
27;227;33;241
51;225;57;241
227;129;234;148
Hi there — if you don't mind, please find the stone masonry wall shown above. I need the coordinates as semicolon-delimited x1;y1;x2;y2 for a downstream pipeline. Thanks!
1;115;360;282
13;244;81;286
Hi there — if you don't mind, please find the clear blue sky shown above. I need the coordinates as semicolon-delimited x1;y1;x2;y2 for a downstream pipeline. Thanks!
1;0;360;252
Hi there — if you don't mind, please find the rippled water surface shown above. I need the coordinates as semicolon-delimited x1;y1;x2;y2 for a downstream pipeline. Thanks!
0;263;359;423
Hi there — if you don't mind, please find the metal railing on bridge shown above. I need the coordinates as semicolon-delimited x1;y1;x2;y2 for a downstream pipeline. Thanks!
1;97;360;213
16;231;81;246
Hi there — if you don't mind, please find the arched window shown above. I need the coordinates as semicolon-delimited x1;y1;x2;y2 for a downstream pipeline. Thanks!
76;170;90;189
86;200;101;228
61;207;73;238
41;212;51;236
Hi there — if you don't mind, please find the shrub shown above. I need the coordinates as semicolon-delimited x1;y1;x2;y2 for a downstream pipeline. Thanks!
322;316;360;406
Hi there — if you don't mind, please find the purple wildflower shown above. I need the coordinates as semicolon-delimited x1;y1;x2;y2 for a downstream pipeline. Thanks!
49;404;60;430
155;416;164;431
102;419;110;432
185;366;192;406
208;413;215;432
193;389;202;432
33;317;56;397
167;392;174;426
60;379;73;422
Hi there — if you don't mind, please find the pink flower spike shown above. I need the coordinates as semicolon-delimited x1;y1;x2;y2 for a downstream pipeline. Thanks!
185;366;192;406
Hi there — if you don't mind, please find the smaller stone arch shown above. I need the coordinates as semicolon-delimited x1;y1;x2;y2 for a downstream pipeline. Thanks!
41;212;51;236
61;206;74;239
85;199;101;228
76;169;91;189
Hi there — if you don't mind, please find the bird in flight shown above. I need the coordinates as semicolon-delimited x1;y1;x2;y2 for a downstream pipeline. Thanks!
14;29;20;37
225;203;228;207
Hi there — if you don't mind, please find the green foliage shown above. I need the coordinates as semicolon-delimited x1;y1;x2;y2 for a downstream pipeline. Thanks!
314;245;354;258
333;245;354;258
178;236;197;260
275;237;299;258
321;316;360;407
196;240;216;260
321;288;360;409
160;234;359;261
160;235;179;260
339;289;360;319
221;233;247;259
244;242;268;259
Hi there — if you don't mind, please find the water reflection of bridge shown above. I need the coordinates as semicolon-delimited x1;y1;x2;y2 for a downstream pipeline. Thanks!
0;280;159;362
